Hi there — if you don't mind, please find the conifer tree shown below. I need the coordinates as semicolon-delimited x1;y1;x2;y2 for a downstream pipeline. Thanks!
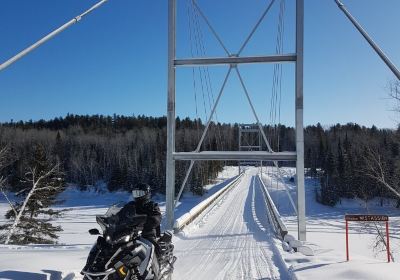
320;150;339;206
1;144;65;245
53;131;64;164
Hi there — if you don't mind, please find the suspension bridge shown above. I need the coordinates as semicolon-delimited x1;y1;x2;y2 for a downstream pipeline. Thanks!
1;0;399;279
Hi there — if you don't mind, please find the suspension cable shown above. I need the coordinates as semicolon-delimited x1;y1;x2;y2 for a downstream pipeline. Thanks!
190;5;209;122
276;0;285;151
191;0;230;56
0;0;109;72
190;1;223;151
187;1;199;128
269;0;285;151
265;0;298;214
334;0;400;80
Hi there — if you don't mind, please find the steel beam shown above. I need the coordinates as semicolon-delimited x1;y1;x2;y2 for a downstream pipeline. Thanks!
239;129;260;133
191;0;230;56
175;54;296;67
166;0;176;230
296;0;306;241
173;68;232;207
238;0;276;55
173;151;297;161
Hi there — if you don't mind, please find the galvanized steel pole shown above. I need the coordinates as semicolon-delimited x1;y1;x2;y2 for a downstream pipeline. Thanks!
166;0;177;230
335;0;400;80
296;0;306;241
0;0;109;72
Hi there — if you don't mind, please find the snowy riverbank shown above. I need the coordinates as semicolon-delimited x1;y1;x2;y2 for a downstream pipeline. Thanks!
0;166;239;279
262;166;400;280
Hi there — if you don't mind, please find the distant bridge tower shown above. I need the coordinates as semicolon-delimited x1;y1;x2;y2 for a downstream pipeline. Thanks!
239;124;262;172
166;0;306;241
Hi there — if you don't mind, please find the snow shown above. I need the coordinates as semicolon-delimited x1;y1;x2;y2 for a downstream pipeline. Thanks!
0;166;239;279
164;165;240;229
261;166;400;280
0;187;129;279
173;168;289;279
1;165;399;279
174;173;241;230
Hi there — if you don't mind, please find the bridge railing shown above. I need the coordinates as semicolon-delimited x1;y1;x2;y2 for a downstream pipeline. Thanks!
257;174;288;239
173;173;244;232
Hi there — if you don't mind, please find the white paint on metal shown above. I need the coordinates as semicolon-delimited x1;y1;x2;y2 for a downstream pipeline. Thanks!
296;0;306;241
166;0;177;230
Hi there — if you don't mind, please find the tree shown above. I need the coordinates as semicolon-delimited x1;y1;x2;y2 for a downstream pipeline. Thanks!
337;139;353;198
389;80;400;115
53;131;64;164
1;144;65;245
360;147;400;202
356;81;400;205
320;150;339;206
0;146;17;218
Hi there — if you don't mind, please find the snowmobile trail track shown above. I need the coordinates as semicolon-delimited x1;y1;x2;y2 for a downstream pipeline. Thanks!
173;169;289;280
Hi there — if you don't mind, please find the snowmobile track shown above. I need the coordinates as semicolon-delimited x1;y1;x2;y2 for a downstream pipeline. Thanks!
173;169;288;280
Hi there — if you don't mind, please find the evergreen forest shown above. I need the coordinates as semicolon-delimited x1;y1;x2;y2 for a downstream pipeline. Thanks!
0;114;399;206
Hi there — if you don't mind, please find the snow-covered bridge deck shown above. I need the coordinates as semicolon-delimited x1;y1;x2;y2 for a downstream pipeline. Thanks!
173;169;289;280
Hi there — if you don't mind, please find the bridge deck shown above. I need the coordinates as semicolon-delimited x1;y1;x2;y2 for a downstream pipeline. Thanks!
173;169;289;280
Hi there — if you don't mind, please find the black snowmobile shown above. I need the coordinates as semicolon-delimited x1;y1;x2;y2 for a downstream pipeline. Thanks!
81;203;176;280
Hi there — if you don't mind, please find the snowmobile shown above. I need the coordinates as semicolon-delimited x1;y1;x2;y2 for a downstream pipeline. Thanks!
81;203;176;280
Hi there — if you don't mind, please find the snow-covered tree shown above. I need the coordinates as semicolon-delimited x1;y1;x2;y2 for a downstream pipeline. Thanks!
361;147;400;202
1;144;65;245
0;146;17;218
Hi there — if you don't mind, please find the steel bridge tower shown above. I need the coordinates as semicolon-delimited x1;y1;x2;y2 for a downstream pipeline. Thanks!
166;0;306;241
239;124;262;171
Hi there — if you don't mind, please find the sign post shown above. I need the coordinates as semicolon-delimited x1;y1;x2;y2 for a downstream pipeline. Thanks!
345;219;349;261
345;215;390;263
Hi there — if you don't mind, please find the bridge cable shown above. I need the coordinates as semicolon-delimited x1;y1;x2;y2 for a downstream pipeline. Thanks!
334;0;400;80
0;0;109;72
192;4;224;152
175;1;225;203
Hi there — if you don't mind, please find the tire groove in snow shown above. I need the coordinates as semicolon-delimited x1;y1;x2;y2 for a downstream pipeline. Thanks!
173;169;289;280
179;184;241;278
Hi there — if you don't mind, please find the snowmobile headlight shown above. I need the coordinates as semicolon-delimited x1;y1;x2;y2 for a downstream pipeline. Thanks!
106;235;111;242
124;235;131;242
116;234;131;244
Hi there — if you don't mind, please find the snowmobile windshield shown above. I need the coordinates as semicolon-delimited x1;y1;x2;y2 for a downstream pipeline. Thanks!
96;202;126;232
104;202;126;217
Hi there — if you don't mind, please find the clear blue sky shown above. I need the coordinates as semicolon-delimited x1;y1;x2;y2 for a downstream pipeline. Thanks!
0;0;399;128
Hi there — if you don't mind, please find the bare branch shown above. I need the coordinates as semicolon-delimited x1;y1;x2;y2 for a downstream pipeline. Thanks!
364;205;395;262
4;163;61;245
35;186;61;192
0;145;10;172
0;178;18;217
360;147;400;200
33;164;59;186
15;188;31;196
0;146;8;158
388;80;400;113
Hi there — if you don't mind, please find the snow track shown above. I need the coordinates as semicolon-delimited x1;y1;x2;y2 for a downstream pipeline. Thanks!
173;169;289;280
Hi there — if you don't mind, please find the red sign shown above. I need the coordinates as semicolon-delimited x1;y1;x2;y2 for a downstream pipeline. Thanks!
345;214;388;222
345;214;390;263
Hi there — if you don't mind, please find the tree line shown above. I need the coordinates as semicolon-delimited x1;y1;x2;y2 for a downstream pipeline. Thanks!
305;123;400;206
0;114;235;196
1;115;399;204
1;114;399;244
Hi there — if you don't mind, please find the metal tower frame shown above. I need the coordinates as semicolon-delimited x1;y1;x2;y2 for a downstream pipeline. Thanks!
167;0;306;241
239;124;262;169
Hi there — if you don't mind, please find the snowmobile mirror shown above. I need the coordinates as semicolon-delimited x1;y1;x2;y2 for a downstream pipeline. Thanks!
89;228;101;235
